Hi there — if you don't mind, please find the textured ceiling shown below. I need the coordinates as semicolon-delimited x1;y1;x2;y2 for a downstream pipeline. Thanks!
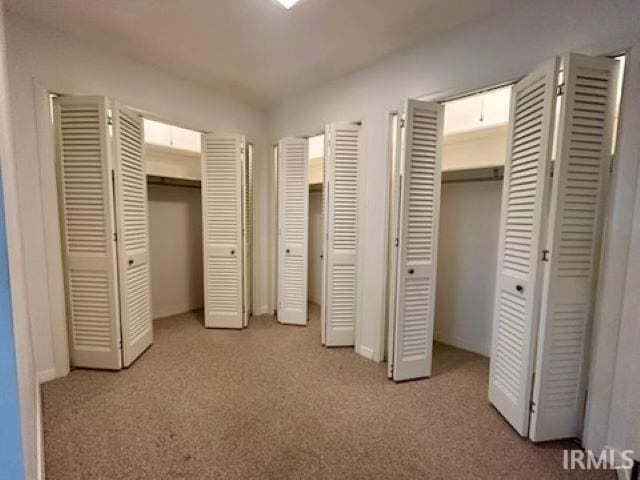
7;0;516;108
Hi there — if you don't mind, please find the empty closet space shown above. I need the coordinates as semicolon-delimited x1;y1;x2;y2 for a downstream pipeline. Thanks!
434;86;510;357
144;118;204;320
307;134;324;317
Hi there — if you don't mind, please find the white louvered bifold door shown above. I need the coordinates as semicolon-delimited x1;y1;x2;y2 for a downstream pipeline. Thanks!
392;100;443;381
113;103;153;367
488;58;559;436
242;143;254;327
324;123;361;346
277;137;308;325
54;96;122;370
202;133;244;329
529;54;619;442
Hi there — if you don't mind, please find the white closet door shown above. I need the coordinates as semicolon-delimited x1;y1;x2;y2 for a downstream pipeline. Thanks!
488;58;559;436
54;96;122;370
277;137;308;325
387;113;403;378
113;103;153;367
324;123;361;346
320;136;328;345
392;100;443;381
529;54;619;441
241;145;251;327
202;133;244;328
242;144;250;327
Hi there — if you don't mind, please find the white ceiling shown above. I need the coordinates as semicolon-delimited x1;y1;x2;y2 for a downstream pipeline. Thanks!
6;0;514;108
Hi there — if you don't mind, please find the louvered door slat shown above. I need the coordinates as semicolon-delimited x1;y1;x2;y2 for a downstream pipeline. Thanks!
54;96;122;370
488;58;559;436
324;123;360;346
202;133;244;328
114;104;153;367
277;138;308;325
392;100;443;381
242;144;253;327
529;54;619;442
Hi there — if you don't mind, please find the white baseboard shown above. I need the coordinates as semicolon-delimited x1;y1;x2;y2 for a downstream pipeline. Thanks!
253;305;272;316
356;345;375;361
152;303;204;320
37;368;57;384
433;333;490;357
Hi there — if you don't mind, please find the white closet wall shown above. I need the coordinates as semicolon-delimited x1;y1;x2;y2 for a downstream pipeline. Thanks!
308;191;323;304
148;184;203;319
435;180;502;356
434;126;507;356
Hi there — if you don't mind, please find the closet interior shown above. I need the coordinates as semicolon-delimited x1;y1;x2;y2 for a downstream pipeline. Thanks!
307;134;324;321
386;53;624;442
434;86;510;358
54;95;254;371
144;118;204;321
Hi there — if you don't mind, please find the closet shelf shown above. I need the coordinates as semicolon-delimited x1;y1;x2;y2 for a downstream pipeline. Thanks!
442;166;504;184
147;175;201;189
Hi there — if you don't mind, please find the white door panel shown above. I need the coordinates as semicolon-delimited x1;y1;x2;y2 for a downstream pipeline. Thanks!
392;100;443;381
324;123;361;346
54;95;122;370
529;54;619;441
113;103;153;367
488;58;559;436
277;137;308;325
202;133;244;329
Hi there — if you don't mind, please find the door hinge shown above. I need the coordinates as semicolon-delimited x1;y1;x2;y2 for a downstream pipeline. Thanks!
400;118;406;129
549;161;555;178
113;232;117;242
609;155;615;173
530;400;536;413
556;83;565;96
542;249;550;262
107;114;113;126
394;237;399;247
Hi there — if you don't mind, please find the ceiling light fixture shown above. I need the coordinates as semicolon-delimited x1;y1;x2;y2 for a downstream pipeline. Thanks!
275;0;301;10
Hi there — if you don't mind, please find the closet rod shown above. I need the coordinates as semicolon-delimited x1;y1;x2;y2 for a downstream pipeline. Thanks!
442;175;504;184
147;176;201;189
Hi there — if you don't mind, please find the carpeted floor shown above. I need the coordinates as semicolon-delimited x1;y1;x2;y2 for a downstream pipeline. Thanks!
42;307;613;479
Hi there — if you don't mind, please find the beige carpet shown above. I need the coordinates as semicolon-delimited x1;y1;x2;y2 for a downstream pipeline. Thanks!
42;308;613;479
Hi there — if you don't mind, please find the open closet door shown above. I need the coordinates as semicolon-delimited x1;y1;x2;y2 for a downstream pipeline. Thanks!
242;144;253;327
391;100;443;381
277;137;308;325
529;54;619;442
324;123;361;346
54;96;122;370
113;103;153;367
488;58;559;436
202;133;244;329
